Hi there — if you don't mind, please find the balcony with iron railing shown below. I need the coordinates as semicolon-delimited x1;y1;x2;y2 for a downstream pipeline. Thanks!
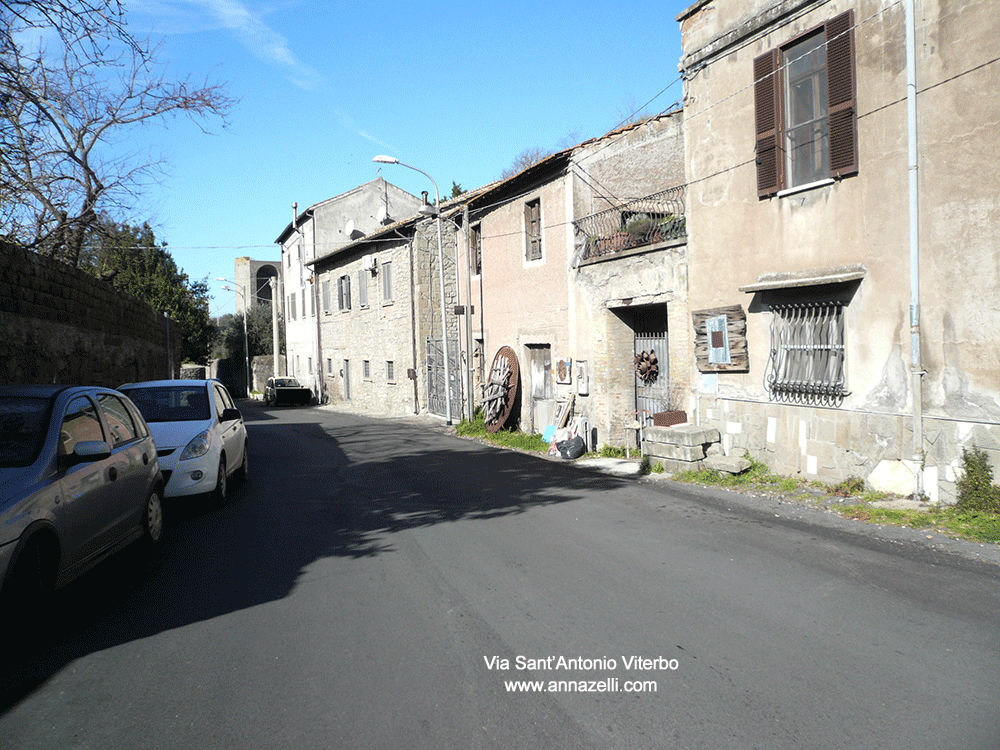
574;185;686;262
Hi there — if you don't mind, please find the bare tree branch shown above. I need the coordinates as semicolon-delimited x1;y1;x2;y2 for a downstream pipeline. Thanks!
0;8;235;266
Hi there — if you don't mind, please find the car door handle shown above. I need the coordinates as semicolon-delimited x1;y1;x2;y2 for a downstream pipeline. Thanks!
108;467;118;481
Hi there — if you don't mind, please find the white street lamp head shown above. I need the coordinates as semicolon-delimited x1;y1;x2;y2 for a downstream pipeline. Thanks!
372;155;399;164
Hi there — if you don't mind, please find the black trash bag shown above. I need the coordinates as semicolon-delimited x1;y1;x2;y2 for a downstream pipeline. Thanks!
557;436;586;460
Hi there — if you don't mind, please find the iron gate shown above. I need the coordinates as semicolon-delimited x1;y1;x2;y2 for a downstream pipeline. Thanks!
426;337;463;419
633;306;670;421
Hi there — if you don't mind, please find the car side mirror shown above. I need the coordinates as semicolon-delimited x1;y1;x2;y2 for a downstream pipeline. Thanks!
60;440;112;467
221;407;242;423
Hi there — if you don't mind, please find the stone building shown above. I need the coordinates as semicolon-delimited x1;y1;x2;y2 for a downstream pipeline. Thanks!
305;190;479;419
233;257;281;316
274;178;421;400
677;0;1000;500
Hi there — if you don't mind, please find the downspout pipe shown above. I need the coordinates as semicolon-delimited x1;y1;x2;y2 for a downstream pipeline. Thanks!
906;0;925;498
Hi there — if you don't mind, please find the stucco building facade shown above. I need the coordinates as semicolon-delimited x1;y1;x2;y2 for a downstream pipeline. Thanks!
677;0;1000;500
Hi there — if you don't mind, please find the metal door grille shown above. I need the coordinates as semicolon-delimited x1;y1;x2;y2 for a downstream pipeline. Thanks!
426;337;462;418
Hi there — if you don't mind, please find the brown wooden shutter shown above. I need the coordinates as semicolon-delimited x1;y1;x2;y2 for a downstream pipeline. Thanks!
826;10;858;178
754;49;782;198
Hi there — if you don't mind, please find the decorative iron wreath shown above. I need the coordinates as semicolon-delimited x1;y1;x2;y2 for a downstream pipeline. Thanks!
634;349;660;385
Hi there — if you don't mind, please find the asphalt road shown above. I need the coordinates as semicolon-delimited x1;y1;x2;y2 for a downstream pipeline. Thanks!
3;401;999;749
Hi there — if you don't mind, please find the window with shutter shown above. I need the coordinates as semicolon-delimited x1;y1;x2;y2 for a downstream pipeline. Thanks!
754;10;857;197
382;261;393;302
338;275;352;310
471;224;483;276
322;278;331;314
525;199;542;262
358;270;368;308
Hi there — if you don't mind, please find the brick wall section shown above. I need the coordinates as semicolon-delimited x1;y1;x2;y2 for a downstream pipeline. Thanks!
0;241;181;387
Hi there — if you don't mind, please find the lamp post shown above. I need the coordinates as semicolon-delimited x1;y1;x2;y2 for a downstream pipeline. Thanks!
373;155;453;425
217;278;251;398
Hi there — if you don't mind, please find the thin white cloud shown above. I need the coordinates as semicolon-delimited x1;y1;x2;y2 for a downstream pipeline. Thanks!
133;0;322;89
335;110;398;153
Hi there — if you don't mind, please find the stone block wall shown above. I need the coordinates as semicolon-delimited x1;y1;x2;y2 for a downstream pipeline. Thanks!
694;395;1000;505
0;241;182;387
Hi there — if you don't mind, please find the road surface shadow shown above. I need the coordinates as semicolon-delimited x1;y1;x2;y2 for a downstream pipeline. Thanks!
0;404;626;710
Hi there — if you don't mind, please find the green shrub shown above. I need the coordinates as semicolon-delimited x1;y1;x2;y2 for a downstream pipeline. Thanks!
831;476;866;496
956;446;1000;512
599;444;628;458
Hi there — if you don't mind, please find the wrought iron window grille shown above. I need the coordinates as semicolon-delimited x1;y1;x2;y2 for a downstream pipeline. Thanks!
766;301;849;403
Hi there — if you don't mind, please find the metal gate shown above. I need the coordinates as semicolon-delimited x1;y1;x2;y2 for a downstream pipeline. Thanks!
633;306;670;420
426;337;462;420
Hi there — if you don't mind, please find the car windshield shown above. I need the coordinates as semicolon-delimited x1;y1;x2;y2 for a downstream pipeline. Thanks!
121;386;211;423
0;396;53;467
274;378;301;387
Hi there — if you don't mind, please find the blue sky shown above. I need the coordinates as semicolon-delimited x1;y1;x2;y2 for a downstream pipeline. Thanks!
123;1;692;316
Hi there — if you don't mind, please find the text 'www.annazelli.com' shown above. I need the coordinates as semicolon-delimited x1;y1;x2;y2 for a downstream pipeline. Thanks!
504;679;658;693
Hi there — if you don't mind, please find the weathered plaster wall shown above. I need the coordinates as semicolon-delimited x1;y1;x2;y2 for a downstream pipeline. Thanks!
1;241;182;387
680;0;1000;497
477;178;571;432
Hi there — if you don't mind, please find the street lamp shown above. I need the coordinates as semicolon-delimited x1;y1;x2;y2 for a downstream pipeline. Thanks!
373;155;453;425
217;278;251;398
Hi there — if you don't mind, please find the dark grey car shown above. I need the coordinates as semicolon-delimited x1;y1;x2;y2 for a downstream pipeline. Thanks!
0;385;164;613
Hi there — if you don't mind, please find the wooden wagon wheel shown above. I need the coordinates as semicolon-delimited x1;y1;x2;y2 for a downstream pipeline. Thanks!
484;346;519;433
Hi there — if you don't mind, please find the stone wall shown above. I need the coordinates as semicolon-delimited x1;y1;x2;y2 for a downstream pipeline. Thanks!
0;241;182;387
695;395;1000;505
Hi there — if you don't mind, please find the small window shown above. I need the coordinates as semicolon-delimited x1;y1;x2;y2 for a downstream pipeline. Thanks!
98;394;138;445
382;261;393;303
707;315;731;365
338;275;352;310
300;289;306;319
308;357;313;374
363;360;371;380
471;224;483;276
322;278;331;314
767;300;847;399
212;385;227;418
326;358;333;375
525;199;542;262
386;360;395;382
59;396;105;455
289;293;296;321
358;269;368;308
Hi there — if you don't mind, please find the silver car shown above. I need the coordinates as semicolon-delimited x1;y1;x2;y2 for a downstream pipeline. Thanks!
0;385;164;609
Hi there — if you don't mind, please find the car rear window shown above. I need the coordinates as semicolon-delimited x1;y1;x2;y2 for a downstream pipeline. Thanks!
120;386;211;423
0;396;53;467
275;378;301;387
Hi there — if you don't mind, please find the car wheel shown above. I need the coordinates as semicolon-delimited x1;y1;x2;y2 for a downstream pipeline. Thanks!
237;440;249;484
213;455;228;505
142;488;165;547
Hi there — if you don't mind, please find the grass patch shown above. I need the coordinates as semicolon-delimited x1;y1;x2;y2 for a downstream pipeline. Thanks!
834;504;1000;544
670;452;1000;545
673;452;778;489
455;411;550;453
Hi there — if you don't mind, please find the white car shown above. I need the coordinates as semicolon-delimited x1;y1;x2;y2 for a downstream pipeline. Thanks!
118;380;248;504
